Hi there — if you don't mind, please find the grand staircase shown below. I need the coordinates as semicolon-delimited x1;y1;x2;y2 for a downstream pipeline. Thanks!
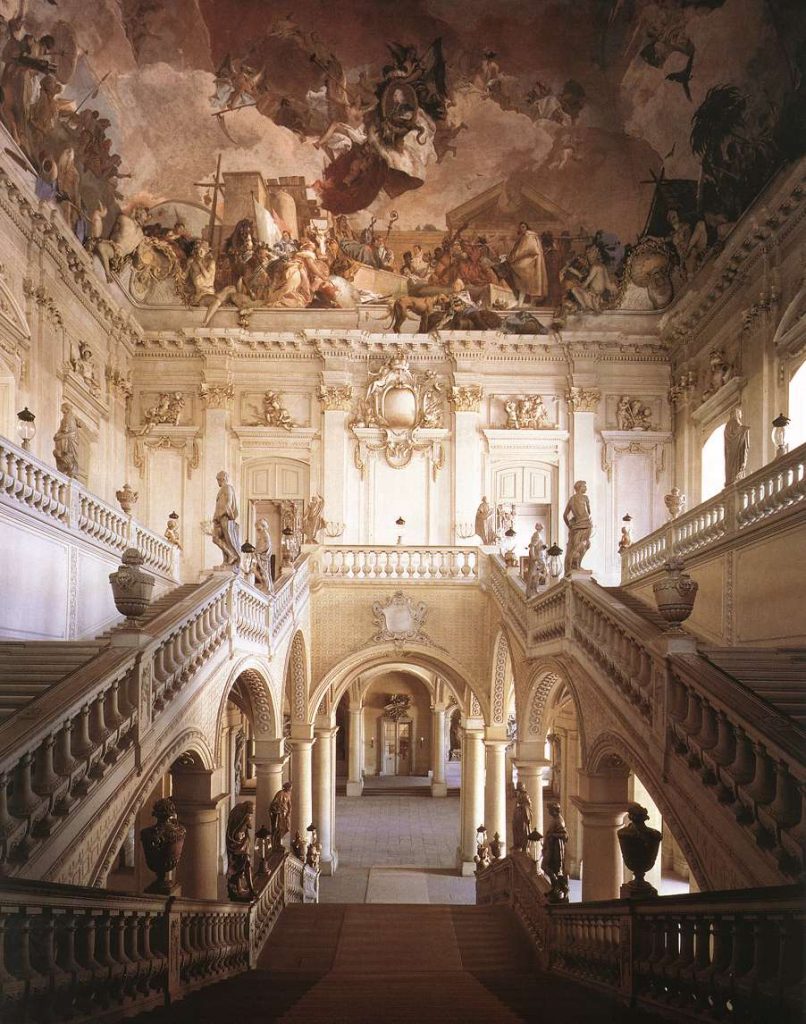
142;904;653;1023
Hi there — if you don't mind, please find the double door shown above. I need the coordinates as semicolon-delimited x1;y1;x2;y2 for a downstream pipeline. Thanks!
381;717;412;776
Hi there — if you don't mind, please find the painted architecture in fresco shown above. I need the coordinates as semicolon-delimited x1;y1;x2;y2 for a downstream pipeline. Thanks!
0;0;802;325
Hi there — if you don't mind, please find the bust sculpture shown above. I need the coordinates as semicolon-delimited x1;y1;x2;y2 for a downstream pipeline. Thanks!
724;407;750;486
212;470;241;569
562;480;593;575
226;801;256;901
140;797;186;894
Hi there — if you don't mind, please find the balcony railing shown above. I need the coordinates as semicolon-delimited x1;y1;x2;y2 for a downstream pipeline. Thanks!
622;443;806;584
315;545;480;582
477;853;804;1023
0;435;178;581
0;851;299;1021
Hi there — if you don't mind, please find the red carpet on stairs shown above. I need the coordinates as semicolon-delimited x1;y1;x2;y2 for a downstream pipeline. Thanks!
141;904;660;1023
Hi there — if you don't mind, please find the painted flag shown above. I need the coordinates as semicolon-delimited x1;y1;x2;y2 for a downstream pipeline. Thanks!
253;198;282;247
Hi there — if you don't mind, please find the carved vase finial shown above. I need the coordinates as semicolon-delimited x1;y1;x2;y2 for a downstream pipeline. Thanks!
109;547;155;621
140;797;186;894
618;803;662;898
652;555;698;631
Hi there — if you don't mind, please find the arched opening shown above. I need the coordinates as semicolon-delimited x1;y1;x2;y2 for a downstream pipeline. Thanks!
701;421;726;501
788;359;806;450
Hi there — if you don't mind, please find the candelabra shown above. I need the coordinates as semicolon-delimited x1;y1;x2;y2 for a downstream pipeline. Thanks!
324;521;345;539
456;521;475;540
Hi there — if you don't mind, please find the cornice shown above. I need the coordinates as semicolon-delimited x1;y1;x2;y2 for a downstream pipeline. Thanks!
661;162;806;351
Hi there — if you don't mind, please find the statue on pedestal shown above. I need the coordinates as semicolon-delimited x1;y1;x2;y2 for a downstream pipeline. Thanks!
268;781;293;850
724;408;750;486
254;518;274;593
226;801;256;901
212;470;241;569
562;481;592;575
512;781;540;853
475;497;495;545
290;830;306;860
140;798;186;894
526;522;548;596
541;801;569;901
53;402;80;477
302;494;326;544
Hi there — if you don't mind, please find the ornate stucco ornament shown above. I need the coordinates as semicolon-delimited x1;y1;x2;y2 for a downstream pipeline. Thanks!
318;384;353;411
367;591;442;650
449;383;483;412
566;386;601;413
351;351;445;472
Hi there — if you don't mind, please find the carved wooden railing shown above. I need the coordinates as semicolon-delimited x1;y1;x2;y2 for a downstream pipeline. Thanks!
0;852;298;1022
0;434;178;580
316;545;480;582
476;854;805;1023
622;443;806;583
0;563;309;878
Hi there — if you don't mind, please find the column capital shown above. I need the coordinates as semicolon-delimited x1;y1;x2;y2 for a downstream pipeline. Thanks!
483;735;511;751
252;754;288;772
570;795;626;827
288;736;315;753
314;726;339;740
513;757;550;774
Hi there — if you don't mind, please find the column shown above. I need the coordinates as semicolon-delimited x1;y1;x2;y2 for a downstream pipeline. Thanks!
430;706;447;797
289;732;315;853
450;379;483;544
313;726;338;874
484;737;509;856
514;757;549;860
329;727;339;870
171;766;225;900
571;769;629;902
319;373;353;540
458;727;485;875
252;737;286;830
346;707;363;797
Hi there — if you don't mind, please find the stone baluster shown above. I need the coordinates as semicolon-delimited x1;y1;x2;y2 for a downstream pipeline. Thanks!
10;751;40;820
766;761;802;831
31;735;61;837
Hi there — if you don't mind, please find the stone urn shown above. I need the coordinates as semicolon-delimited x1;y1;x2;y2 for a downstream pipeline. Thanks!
109;547;155;620
115;482;138;515
664;487;686;520
652;556;698;631
618;803;662;898
140;798;186;894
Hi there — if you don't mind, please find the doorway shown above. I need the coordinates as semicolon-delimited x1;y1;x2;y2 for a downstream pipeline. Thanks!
382;717;412;776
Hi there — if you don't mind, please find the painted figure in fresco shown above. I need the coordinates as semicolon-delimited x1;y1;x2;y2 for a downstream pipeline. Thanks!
506;222;547;306
563;481;592;575
212;471;241;569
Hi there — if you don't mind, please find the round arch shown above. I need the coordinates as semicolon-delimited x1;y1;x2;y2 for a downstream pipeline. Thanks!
90;727;215;888
310;642;489;726
284;630;309;724
520;658;588;762
489;628;516;728
586;730;709;891
214;656;280;761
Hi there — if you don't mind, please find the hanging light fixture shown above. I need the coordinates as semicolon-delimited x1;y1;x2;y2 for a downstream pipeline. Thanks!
546;541;564;580
16;407;36;451
771;412;790;459
395;516;406;546
503;526;518;567
240;541;255;579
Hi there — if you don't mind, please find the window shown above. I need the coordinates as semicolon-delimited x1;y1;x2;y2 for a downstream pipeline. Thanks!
788;361;806;450
701;422;726;501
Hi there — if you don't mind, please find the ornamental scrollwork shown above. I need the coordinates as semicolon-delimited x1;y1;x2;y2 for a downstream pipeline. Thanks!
450;383;483;412
566;386;601;413
318;384;353;412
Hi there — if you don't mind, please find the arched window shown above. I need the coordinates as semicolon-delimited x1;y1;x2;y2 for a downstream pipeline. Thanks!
701;422;726;501
788;361;806;450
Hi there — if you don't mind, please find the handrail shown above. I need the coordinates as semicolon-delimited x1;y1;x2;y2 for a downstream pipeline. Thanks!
0;433;178;581
316;544;481;582
0;853;298;1020
476;853;805;1022
0;561;310;879
622;443;806;583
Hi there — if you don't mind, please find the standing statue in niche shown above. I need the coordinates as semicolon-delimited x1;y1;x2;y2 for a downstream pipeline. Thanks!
724;408;750;486
512;781;540;853
212;470;241;569
475;496;496;545
269;781;293;850
541;801;569;901
226;801;256;901
563;480;593;575
302;494;326;544
53;402;80;477
254;518;274;593
526;522;548;597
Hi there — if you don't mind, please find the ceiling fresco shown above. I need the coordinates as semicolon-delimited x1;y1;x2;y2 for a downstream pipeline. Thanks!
1;0;803;323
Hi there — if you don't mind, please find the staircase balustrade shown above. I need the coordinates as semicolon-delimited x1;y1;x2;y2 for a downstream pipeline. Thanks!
622;443;806;584
476;853;804;1022
0;563;309;877
0;435;178;581
316;545;480;582
0;853;296;1023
